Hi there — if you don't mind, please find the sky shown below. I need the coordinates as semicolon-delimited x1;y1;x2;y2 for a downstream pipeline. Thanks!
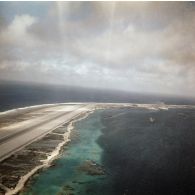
0;1;195;97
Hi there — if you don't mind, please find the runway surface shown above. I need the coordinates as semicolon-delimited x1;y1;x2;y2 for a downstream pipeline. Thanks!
0;104;91;161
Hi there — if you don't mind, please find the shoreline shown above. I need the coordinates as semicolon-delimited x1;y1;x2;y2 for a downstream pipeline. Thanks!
1;102;195;195
4;110;94;195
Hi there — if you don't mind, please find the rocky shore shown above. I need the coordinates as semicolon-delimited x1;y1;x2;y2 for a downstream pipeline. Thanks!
0;124;68;195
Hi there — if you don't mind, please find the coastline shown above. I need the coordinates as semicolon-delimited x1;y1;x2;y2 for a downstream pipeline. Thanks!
0;102;194;120
4;110;94;195
1;102;195;195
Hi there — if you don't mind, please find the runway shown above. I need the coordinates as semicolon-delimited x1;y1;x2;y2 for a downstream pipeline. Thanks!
0;104;91;162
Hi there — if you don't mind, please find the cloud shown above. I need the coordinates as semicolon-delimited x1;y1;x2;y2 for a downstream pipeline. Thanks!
0;2;195;97
0;14;41;78
0;14;38;46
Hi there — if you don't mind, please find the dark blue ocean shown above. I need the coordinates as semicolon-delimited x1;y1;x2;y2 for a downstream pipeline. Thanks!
0;81;194;112
22;107;195;195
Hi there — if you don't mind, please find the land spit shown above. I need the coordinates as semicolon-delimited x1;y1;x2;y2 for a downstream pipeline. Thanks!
0;103;193;195
0;110;93;195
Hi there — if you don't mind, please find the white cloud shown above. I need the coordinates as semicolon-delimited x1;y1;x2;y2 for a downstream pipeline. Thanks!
0;14;38;47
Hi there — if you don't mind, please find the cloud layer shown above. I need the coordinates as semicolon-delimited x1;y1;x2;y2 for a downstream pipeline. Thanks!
0;2;195;97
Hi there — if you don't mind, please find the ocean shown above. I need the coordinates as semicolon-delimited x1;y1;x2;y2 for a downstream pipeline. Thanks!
0;81;194;112
21;107;195;195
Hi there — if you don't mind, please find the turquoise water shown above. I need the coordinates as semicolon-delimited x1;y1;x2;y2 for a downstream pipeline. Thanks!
22;111;109;195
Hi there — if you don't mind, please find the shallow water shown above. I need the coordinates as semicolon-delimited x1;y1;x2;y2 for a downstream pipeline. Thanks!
22;111;111;195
